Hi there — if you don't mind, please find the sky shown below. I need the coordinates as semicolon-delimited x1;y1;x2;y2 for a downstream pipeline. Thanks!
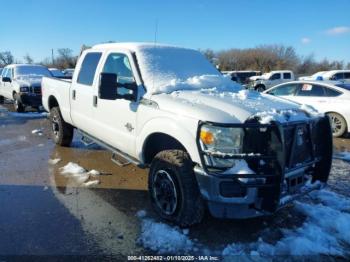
0;0;349;63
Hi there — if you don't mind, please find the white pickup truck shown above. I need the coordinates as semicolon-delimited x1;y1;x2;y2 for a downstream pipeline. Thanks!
0;64;52;112
42;43;332;226
248;70;295;92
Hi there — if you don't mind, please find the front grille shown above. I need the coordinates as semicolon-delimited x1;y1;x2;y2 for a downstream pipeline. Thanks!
283;124;313;169
30;86;41;95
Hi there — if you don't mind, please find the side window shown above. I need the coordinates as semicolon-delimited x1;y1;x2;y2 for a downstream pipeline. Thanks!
77;52;102;86
1;68;7;78
283;73;291;79
102;53;135;84
270;73;281;80
324;87;341;97
5;68;12;79
344;72;350;79
296;84;325;97
333;73;344;80
267;84;297;96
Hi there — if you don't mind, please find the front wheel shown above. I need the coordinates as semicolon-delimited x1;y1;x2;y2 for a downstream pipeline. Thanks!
13;94;25;113
327;112;347;137
148;150;205;227
50;107;74;146
255;85;266;92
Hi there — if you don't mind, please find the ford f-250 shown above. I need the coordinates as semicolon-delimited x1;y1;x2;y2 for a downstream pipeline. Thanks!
0;64;53;112
42;43;332;226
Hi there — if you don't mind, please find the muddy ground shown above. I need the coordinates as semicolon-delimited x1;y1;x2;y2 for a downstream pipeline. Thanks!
0;102;349;260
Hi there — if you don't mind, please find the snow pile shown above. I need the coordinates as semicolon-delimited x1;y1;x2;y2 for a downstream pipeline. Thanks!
137;189;350;258
137;211;194;254
48;158;61;165
32;129;43;136
153;74;240;95
252;109;309;124
59;162;100;187
334;151;350;162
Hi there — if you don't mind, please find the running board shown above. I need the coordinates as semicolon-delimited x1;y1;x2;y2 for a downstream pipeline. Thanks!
77;129;144;168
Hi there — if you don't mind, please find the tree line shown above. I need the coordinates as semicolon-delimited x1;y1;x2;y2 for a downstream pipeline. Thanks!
202;45;350;75
1;44;349;75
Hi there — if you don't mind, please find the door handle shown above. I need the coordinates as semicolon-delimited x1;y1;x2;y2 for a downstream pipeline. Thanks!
93;95;97;107
72;90;76;100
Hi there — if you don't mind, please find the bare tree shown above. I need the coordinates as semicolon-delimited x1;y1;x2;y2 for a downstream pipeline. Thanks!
0;51;14;66
23;53;34;64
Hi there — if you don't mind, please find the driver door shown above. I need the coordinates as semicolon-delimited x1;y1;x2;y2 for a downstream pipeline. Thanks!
92;52;139;156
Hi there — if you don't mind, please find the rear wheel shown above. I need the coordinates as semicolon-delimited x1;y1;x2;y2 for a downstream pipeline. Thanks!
13;94;25;113
148;150;205;227
327;112;347;137
50;107;74;146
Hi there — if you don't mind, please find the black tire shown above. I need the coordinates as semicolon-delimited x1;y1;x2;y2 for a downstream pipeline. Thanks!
13;94;25;113
256;85;266;92
0;96;4;104
148;150;205;227
50;107;73;147
327;112;347;137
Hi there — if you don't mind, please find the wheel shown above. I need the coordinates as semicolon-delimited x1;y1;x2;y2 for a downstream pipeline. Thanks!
148;150;205;227
50;107;74;146
327;112;347;137
0;96;4;104
13;94;25;113
256;85;266;92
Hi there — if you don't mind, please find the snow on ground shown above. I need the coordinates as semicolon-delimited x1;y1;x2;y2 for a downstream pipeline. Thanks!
59;162;100;187
137;189;350;258
31;128;43;136
48;158;61;165
8;112;48;118
334;151;350;161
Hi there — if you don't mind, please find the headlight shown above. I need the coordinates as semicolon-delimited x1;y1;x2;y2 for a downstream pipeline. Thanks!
199;124;244;168
20;86;29;92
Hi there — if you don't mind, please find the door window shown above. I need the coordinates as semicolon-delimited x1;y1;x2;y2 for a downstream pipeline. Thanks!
77;52;102;86
283;72;292;79
296;84;325;96
270;73;281;80
267;84;298;96
102;53;135;95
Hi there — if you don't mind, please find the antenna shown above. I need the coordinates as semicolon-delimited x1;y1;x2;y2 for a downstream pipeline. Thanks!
154;19;158;47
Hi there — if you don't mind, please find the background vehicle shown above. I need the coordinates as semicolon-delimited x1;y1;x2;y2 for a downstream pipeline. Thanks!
264;80;350;137
62;68;74;78
248;70;295;91
42;43;332;226
49;68;72;79
0;64;52;112
222;70;261;86
321;70;350;83
298;71;327;81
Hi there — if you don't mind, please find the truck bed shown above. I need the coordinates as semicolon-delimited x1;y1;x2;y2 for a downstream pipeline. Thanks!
42;76;73;125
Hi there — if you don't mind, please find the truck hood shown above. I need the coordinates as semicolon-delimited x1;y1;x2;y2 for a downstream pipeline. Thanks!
151;89;311;124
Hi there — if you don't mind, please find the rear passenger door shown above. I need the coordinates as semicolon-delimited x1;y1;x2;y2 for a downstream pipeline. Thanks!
267;73;282;88
70;52;102;135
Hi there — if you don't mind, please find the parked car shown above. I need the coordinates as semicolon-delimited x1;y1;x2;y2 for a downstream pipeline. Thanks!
264;80;350;137
0;64;53;112
299;70;350;82
248;70;295;91
222;70;261;86
42;43;332;226
62;68;74;78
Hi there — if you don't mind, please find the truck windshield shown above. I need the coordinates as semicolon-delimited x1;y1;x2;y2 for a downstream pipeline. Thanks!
15;66;52;78
137;47;240;94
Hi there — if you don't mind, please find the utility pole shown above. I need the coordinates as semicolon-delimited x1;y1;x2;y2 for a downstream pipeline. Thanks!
51;49;54;65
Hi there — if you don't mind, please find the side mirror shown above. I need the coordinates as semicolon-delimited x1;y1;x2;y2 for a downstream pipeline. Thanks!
98;73;118;100
2;77;11;83
117;82;138;102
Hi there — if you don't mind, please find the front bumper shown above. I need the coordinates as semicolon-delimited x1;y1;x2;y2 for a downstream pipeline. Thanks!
18;93;42;107
194;116;333;219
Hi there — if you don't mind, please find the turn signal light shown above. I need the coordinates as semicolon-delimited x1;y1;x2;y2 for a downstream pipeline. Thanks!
200;130;214;145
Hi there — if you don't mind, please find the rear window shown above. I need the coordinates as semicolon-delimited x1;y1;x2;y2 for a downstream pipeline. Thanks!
283;73;292;79
77;52;102;86
324;87;341;97
15;66;52;77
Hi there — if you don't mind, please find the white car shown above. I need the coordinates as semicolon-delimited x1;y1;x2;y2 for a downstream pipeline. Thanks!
264;80;350;137
298;71;327;81
299;70;350;83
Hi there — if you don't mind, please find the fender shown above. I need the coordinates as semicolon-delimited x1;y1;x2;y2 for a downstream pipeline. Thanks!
136;116;201;164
